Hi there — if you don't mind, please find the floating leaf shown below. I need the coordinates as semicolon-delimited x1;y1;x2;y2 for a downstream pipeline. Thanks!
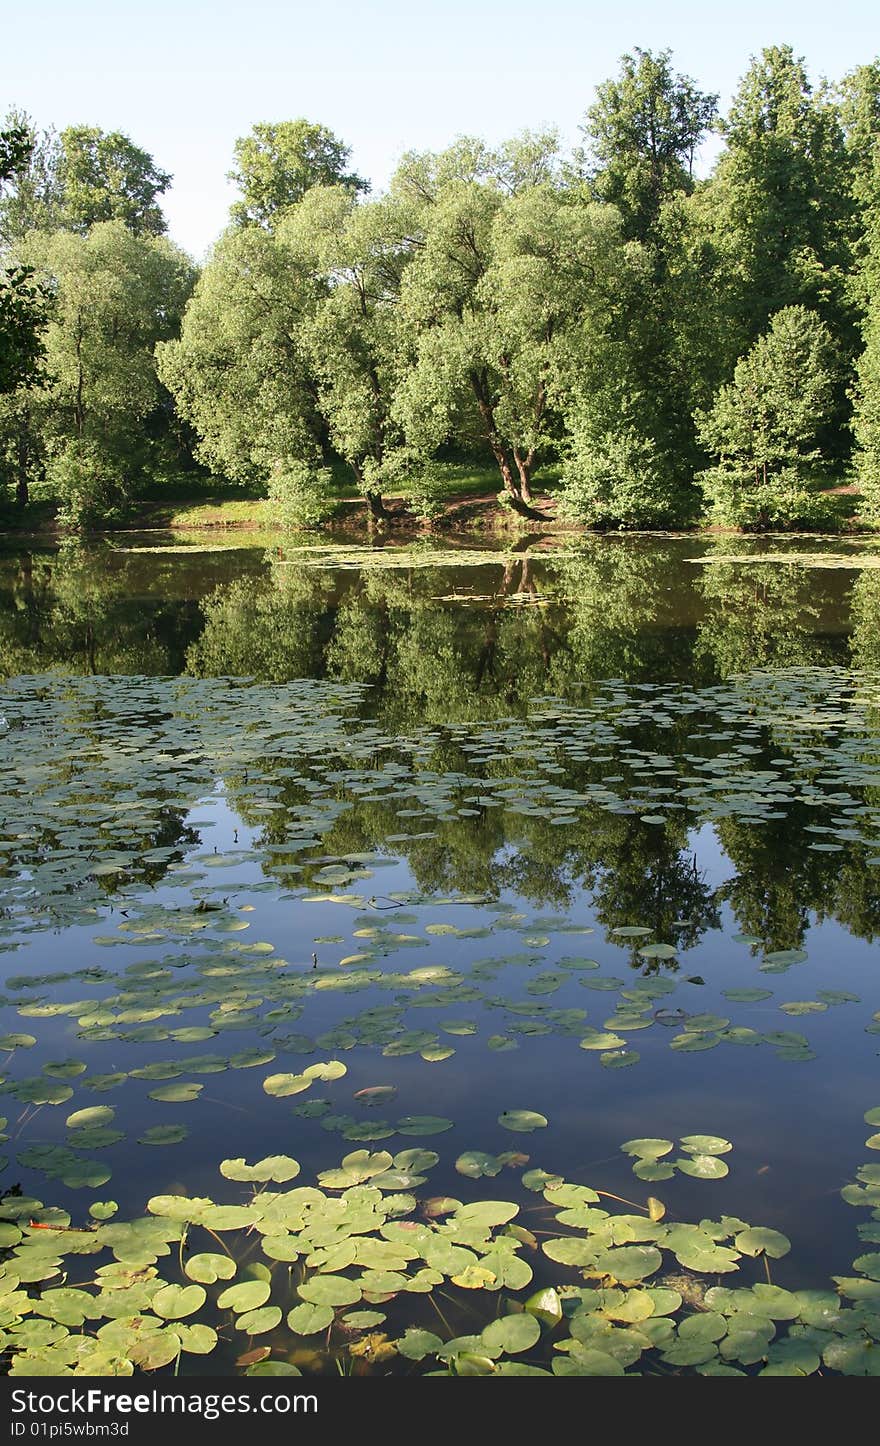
299;1275;361;1308
679;1136;732;1156
481;1313;541;1354
735;1228;791;1260
498;1110;547;1134
219;1156;300;1183
148;1082;203;1103
397;1328;442;1360
236;1307;282;1335
396;1116;453;1136
675;1154;729;1180
152;1284;206;1320
592;1246;662;1283
138;1125;188;1146
217;1281;271;1314
184;1253;237;1284
287;1302;334;1335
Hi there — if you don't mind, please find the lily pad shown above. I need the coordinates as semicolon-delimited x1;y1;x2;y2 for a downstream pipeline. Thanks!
498;1110;548;1134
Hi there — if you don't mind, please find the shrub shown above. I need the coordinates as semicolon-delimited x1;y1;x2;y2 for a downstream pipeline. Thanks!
558;430;697;529
698;464;841;531
48;439;135;531
268;459;337;530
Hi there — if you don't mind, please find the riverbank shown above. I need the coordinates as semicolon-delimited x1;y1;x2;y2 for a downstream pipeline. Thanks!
0;465;869;542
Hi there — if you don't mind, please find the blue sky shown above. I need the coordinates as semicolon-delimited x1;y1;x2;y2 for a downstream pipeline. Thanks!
1;0;877;258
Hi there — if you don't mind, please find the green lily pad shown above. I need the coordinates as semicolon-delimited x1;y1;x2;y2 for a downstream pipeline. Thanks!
481;1313;541;1354
735;1227;791;1259
633;1160;675;1181
219;1156;300;1183
498;1110;548;1133
679;1136;732;1156
675;1154;729;1180
287;1302;334;1335
396;1116;453;1136
396;1328;443;1360
184;1253;237;1284
152;1284;206;1320
235;1307;282;1334
217;1281;271;1314
592;1245;662;1283
298;1275;361;1308
138;1125;188;1146
66;1106;115;1130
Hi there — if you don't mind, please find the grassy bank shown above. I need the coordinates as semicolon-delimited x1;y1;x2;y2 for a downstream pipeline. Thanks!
1;462;868;542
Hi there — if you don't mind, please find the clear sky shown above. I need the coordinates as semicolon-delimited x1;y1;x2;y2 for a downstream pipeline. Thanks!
1;0;877;259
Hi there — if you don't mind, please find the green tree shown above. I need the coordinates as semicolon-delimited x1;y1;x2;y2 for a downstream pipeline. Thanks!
695;305;839;529
852;167;880;516
559;50;718;526
161;185;418;523
838;60;880;217
0;119;32;181
0;117;170;240
229;120;368;227
844;66;880;516
578;46;717;244
708;47;857;357
55;126;171;236
156;222;324;503
853;310;880;520
2;221;193;519
393;137;621;516
279;186;416;518
0;110;61;243
1;120;51;403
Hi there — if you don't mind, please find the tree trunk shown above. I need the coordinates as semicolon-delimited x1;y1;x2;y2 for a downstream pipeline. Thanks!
469;371;547;521
365;489;392;521
513;447;536;505
15;410;29;508
350;461;391;523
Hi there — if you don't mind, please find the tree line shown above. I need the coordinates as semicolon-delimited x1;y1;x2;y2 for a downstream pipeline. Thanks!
2;44;880;532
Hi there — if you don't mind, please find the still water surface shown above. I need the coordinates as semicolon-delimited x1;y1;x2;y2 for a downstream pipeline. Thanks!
1;531;879;1373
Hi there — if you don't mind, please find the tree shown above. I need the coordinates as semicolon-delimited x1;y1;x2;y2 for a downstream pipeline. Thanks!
0;119;31;180
708;47;856;356
56;127;171;235
156;222;322;497
578;47;717;244
0;119;51;408
560;50;718;524
695;305;839;529
0;117;170;240
229;120;368;227
2;221;194;518
0;110;61;243
852;199;880;516
393;137;621;516
842;63;880;517
162;184;420;521
839;61;880;216
279;186;417;517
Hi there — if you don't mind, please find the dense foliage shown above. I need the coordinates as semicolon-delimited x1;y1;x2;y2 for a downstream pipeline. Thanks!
4;43;880;529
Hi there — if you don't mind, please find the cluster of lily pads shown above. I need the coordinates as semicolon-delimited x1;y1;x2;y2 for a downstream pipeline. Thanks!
0;910;870;1209
621;1136;734;1183
3;667;880;952
3;1119;880;1377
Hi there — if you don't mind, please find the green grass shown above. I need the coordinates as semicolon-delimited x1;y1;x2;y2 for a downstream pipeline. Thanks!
140;497;274;529
129;460;565;531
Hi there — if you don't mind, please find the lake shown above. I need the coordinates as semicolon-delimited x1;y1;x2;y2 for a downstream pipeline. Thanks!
1;531;880;1377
